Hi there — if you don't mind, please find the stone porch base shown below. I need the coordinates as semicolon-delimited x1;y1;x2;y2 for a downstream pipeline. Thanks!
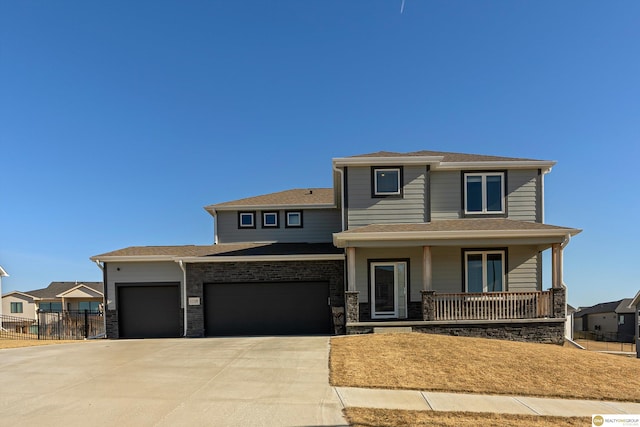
346;318;566;345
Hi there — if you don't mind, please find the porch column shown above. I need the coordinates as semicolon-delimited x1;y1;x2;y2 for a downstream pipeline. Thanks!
422;246;432;291
347;247;356;291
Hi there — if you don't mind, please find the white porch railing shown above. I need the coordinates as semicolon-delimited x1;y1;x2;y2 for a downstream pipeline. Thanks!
433;291;552;321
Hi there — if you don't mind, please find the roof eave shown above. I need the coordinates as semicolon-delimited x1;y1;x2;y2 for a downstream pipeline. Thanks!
90;255;178;263
435;160;556;172
333;228;580;247
332;156;444;167
206;203;337;211
332;157;556;172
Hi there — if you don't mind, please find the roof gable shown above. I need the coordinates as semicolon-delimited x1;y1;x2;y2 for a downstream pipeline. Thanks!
58;284;104;299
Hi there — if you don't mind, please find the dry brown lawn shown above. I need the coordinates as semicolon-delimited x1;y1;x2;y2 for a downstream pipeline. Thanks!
330;333;640;402
0;338;82;350
344;407;590;427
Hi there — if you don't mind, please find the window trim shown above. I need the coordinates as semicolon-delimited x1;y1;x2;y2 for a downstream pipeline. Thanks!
285;210;303;228
371;166;403;198
237;211;256;229
261;211;280;228
462;171;507;217
10;301;23;313
463;249;507;293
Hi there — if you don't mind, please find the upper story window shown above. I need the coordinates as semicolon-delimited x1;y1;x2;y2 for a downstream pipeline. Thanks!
372;167;403;197
238;212;256;229
10;302;23;313
464;172;505;214
285;211;303;228
262;211;279;228
465;250;505;293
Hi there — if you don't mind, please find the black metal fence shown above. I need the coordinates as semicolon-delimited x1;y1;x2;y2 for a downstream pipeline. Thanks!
0;311;105;340
574;330;636;343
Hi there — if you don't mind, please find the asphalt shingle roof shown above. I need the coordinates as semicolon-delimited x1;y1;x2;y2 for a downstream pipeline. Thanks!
27;282;104;299
574;299;635;317
207;188;334;209
348;150;543;162
92;242;343;259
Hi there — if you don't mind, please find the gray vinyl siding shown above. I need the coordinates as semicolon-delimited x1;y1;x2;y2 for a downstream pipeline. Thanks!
216;209;341;243
430;171;461;220
507;170;540;222
431;247;463;292
347;166;426;228
105;262;183;310
507;245;541;291
430;245;540;293
353;247;423;303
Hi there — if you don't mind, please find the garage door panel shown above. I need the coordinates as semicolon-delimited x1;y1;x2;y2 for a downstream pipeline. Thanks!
205;282;330;336
118;284;181;338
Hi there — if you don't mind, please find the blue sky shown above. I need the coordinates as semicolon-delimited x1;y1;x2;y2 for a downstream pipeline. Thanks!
1;1;638;308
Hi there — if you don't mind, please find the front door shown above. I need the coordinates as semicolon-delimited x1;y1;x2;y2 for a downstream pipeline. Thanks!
370;261;407;319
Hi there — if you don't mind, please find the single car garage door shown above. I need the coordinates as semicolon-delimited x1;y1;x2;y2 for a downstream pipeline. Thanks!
204;281;331;336
117;283;181;338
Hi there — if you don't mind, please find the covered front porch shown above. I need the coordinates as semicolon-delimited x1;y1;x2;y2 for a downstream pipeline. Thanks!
333;219;581;342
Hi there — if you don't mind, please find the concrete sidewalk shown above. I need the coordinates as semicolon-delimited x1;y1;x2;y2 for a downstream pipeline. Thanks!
335;387;640;417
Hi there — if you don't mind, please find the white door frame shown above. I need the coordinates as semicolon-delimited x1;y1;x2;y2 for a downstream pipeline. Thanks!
370;261;407;319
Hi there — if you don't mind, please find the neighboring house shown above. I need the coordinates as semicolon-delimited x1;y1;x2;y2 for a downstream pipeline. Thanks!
630;291;640;358
91;150;581;343
0;266;8;319
1;282;104;321
573;298;637;343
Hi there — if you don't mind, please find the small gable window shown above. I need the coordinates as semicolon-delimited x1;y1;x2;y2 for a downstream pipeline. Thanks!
286;211;303;228
372;167;402;197
238;212;256;229
262;211;279;228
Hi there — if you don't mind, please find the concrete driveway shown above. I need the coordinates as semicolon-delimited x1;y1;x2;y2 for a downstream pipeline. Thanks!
0;337;347;426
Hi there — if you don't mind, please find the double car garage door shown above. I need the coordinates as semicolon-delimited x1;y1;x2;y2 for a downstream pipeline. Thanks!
117;281;331;338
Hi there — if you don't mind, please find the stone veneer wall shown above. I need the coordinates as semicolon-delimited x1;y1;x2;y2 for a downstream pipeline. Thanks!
185;260;344;337
105;310;118;339
346;320;565;345
412;321;565;345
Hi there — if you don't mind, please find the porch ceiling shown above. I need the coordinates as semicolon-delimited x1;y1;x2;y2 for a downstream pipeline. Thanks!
333;219;581;248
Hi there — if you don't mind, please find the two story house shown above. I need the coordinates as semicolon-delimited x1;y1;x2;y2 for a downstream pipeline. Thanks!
91;150;580;343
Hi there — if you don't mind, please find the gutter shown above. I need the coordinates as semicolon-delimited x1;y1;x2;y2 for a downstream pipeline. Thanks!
177;260;188;337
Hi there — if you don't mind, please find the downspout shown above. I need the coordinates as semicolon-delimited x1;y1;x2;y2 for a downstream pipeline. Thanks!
209;207;219;244
177;259;188;337
559;233;571;288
